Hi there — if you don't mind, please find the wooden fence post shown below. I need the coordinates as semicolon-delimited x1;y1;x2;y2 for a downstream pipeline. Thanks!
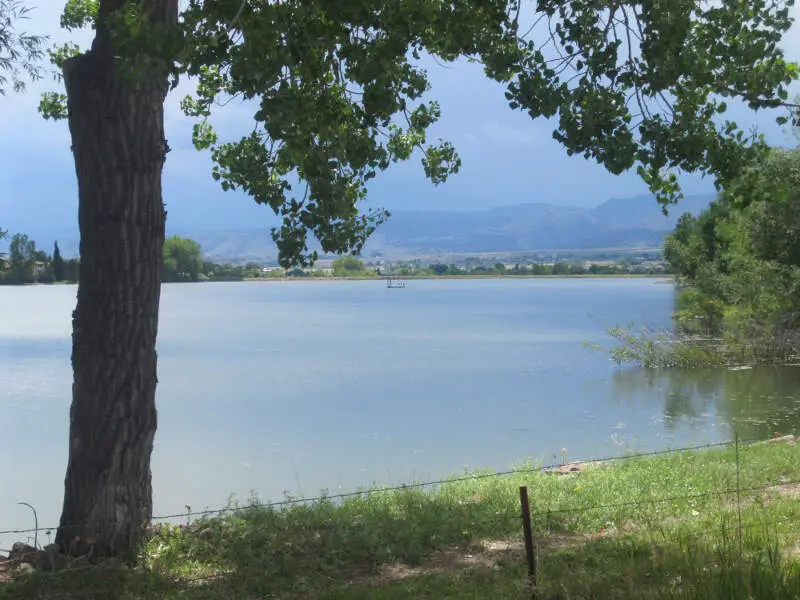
519;486;537;600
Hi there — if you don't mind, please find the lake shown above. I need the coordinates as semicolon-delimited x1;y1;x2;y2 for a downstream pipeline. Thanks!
2;278;800;545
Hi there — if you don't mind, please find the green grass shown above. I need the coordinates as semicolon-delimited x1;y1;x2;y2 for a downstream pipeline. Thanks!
3;440;800;599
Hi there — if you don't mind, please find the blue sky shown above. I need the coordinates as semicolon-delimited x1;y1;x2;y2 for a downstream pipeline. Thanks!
2;2;800;240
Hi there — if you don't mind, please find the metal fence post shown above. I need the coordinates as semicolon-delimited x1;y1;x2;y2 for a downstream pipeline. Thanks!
519;486;537;600
735;433;743;558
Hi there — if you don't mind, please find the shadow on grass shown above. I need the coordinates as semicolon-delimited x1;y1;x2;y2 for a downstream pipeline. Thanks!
5;442;800;599
0;564;273;600
0;567;186;600
4;525;800;599
335;532;800;600
0;482;522;599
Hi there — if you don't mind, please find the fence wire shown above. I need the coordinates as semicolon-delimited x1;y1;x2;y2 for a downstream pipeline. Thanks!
0;437;761;537
2;435;799;599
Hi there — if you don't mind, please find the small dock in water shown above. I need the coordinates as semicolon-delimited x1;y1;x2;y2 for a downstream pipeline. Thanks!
385;277;407;289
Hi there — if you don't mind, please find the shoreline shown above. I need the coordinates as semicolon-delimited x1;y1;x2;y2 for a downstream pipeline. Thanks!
242;273;674;282
0;274;675;287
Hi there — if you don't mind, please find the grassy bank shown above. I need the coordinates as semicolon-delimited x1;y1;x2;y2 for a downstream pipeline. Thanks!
3;439;800;599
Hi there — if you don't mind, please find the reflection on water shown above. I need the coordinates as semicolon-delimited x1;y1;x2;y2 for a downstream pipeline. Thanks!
610;366;800;441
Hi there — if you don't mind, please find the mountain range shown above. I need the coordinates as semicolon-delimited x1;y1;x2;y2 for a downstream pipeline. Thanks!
365;193;713;257
3;193;714;262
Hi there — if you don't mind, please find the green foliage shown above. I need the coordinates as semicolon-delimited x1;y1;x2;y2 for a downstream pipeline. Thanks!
7;232;36;283
657;148;800;366
551;262;571;275
402;260;666;277
332;255;367;276
0;0;47;94
32;0;793;267
286;267;309;278
36;36;81;120
59;0;97;31
52;240;65;282
0;231;80;284
36;0;800;266
163;236;203;282
38;91;68;120
429;263;450;275
201;260;247;281
47;41;80;69
602;325;726;369
63;257;78;282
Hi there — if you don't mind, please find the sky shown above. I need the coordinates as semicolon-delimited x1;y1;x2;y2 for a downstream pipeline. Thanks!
2;2;800;242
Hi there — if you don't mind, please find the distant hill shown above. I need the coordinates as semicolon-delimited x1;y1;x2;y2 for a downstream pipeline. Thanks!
359;193;713;257
2;193;714;262
185;193;712;261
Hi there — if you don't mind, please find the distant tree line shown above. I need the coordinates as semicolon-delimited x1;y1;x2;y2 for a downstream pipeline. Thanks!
394;260;669;277
0;233;258;285
0;231;668;285
253;255;669;278
162;236;267;282
0;232;77;285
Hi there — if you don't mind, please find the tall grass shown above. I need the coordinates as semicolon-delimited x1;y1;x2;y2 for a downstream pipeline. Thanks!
603;325;800;369
3;441;800;599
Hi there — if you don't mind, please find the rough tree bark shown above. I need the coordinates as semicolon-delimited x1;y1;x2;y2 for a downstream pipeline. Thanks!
56;0;178;558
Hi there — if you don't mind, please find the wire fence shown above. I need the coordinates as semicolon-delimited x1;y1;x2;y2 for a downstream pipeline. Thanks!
1;435;799;598
0;437;758;537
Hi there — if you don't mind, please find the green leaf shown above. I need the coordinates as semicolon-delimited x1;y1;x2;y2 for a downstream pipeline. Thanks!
60;0;98;31
47;42;82;69
38;92;68;121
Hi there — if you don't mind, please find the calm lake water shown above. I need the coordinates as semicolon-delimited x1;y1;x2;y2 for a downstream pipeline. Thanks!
2;278;800;544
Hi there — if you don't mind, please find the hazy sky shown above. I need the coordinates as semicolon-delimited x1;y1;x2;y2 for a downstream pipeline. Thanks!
2;2;800;237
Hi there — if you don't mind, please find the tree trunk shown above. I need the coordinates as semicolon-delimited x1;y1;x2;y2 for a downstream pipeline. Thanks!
56;0;177;558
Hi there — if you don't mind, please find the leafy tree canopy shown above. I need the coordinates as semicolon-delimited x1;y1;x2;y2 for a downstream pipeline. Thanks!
332;254;366;275
163;235;203;282
665;148;800;352
7;232;37;283
41;0;800;268
52;240;66;281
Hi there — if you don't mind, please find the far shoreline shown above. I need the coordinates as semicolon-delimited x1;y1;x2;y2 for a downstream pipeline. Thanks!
242;273;674;283
0;274;675;287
